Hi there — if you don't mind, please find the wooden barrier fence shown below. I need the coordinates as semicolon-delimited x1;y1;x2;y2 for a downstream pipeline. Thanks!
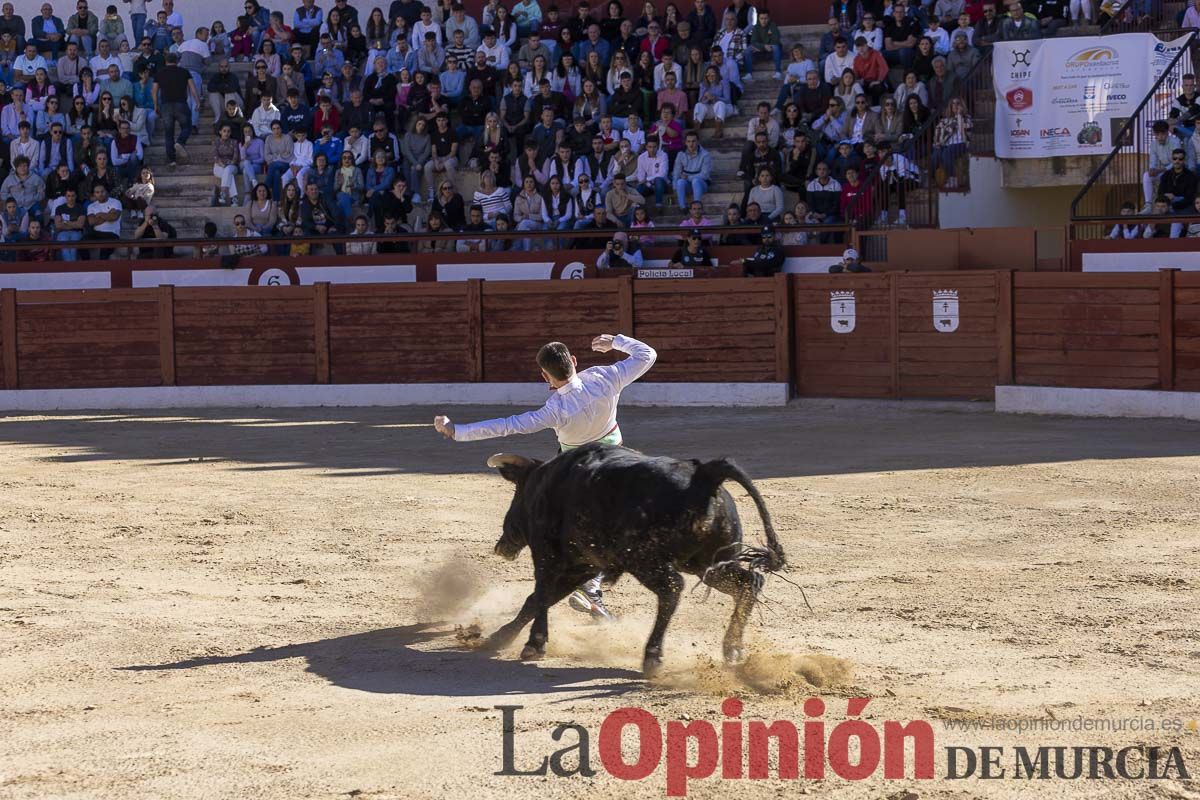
0;271;1196;398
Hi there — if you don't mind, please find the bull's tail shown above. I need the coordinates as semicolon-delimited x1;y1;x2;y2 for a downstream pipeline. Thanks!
692;458;786;573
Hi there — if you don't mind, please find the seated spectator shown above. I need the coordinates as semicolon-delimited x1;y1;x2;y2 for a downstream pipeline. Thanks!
457;203;490;252
1159;148;1197;213
693;65;730;136
52;186;88;260
748;167;785;221
431;178;466;229
632;137;669;207
513;173;549;250
225;213;269;255
1171;195;1200;237
1108;201;1143;240
596;231;642;268
1;155;45;219
574;204;619;247
425;113;459;194
0;198;30;259
300;179;341;236
782;133;818;199
263;120;294;199
748;8;782;79
669;227;715;268
84;182;122;259
282;127;314;195
276;182;303;238
473;168;512;224
999;1;1041;39
732;223;785;277
853;36;889;106
807;161;842;223
20;219;52;261
828;247;871;272
414;210;454;252
672;131;711;213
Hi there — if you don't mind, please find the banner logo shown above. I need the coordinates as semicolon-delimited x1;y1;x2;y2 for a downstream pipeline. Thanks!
1010;48;1031;67
1068;46;1116;64
830;290;856;334
1006;87;1034;111
933;290;959;333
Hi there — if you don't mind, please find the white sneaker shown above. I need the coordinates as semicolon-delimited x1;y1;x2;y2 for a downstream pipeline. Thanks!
174;143;189;162
772;71;782;80
741;73;753;82
898;209;908;226
568;588;615;622
876;210;889;225
412;193;422;204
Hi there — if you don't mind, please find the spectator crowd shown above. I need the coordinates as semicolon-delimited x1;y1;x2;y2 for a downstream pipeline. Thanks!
0;0;1113;259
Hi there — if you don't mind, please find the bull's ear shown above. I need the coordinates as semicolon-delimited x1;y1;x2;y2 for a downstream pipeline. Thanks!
486;453;540;484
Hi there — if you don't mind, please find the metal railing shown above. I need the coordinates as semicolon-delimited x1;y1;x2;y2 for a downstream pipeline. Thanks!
841;47;995;231
1070;30;1199;240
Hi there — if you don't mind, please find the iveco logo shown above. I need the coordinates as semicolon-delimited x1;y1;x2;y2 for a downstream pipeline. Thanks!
1011;48;1031;67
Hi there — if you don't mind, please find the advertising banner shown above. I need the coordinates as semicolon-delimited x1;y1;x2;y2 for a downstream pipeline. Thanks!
993;34;1189;158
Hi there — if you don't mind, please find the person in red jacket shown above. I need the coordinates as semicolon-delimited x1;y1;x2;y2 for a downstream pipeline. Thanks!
852;36;889;107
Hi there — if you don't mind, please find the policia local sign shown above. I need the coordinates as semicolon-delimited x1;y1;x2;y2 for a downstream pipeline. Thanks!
993;34;1188;158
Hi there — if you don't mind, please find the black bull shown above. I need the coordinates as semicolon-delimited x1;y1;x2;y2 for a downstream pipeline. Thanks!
483;444;786;675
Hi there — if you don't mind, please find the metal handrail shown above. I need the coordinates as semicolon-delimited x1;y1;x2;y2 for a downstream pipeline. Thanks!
1069;30;1199;223
840;47;995;230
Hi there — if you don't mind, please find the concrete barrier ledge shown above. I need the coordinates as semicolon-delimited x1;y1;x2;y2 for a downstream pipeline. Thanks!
995;385;1200;422
0;382;790;411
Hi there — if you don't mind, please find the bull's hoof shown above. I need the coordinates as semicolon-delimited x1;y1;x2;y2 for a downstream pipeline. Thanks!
519;644;545;661
724;645;746;666
642;655;663;678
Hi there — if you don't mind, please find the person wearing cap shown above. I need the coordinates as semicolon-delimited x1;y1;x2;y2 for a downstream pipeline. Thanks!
829;247;870;273
669;227;714;268
731;223;785;277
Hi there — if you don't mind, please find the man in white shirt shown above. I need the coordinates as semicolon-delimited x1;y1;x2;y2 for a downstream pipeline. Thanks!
434;333;657;621
823;36;854;85
249;93;280;138
634;137;670;206
12;43;48;83
476;26;509;70
283;127;313;191
88;37;121;74
85;183;123;259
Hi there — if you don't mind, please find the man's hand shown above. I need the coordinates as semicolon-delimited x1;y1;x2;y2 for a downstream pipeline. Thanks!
433;415;455;439
591;334;616;353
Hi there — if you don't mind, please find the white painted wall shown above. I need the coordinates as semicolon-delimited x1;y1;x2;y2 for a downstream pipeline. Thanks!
997;386;1200;422
937;157;1081;230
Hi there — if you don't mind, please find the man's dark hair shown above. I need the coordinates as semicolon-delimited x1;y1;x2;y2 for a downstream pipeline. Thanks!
537;341;574;381
1153;120;1169;133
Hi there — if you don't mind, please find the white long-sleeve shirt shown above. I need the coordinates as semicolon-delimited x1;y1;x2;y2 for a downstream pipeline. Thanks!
452;335;657;448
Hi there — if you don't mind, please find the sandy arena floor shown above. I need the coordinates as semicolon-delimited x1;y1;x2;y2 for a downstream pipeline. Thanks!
0;403;1198;799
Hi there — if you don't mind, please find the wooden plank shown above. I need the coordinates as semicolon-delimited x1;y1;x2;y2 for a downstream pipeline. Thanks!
174;286;315;301
995;270;1013;386
1014;289;1160;305
2;288;17;390
773;273;791;384
632;278;774;295
1014;273;1160;289
1014;333;1158;351
889;271;899;398
1160;269;1175;391
617;275;634;335
158;285;175;387
314;282;330;384
467;278;482;382
15;288;160;304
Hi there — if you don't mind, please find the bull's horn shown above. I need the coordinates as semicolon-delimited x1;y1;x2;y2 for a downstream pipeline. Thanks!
487;453;534;469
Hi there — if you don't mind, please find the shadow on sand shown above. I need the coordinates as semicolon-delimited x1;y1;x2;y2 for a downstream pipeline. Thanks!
1;404;1198;479
118;623;643;700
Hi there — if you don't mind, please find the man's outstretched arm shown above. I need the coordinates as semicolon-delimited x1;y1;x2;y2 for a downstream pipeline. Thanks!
434;403;559;442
